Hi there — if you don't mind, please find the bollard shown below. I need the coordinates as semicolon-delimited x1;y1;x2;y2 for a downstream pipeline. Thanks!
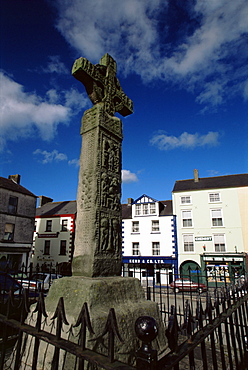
135;316;158;370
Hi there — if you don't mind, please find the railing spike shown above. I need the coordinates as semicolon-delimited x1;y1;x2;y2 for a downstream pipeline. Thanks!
33;292;48;319
51;297;69;326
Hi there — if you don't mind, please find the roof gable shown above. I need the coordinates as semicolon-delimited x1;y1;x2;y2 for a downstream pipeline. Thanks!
133;194;158;204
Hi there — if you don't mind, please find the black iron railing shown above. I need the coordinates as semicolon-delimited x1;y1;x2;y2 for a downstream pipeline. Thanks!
0;272;248;369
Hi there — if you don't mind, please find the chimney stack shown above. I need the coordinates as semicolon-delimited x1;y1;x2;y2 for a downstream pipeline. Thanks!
194;169;199;182
127;198;134;205
38;196;53;207
8;174;21;184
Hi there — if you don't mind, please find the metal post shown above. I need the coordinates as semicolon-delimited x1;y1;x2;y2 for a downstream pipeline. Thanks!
135;316;158;370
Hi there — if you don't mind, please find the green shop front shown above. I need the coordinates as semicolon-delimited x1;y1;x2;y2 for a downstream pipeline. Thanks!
201;252;247;285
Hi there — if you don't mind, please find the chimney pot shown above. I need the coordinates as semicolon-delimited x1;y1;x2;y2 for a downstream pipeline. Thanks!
194;169;199;182
8;174;21;184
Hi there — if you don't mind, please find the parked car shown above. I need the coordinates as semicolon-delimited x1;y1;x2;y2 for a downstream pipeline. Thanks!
18;273;62;292
0;272;22;295
170;278;207;293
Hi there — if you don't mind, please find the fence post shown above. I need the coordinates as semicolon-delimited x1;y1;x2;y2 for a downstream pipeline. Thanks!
135;316;158;370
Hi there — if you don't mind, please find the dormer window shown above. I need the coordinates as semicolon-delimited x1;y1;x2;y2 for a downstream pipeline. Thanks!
150;203;156;214
135;204;141;215
135;202;156;216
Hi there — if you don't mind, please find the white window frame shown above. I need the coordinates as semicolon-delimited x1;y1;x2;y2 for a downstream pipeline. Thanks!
132;221;139;233
213;234;225;252
135;204;141;216
149;203;156;214
211;209;223;227
180;196;191;204
151;220;159;232
182;210;193;227
183;234;194;252
132;242;140;256
152;242;160;256
135;203;157;216
61;219;68;231
143;204;149;215
209;193;221;203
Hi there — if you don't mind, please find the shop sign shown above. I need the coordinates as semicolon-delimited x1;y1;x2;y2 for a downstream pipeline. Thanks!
37;257;54;262
195;236;212;241
204;256;243;262
123;257;174;264
38;233;58;238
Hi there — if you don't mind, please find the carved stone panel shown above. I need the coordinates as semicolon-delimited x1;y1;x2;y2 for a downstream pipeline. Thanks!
73;104;123;277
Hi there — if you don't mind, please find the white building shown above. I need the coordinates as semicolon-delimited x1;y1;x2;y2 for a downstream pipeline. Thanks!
32;197;76;274
122;195;178;285
172;171;248;282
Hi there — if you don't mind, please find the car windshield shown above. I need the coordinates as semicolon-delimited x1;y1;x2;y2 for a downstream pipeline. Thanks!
31;274;47;281
176;279;192;283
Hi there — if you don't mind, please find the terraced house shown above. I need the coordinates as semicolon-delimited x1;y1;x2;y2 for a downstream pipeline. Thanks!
32;197;76;275
0;175;36;270
122;195;178;286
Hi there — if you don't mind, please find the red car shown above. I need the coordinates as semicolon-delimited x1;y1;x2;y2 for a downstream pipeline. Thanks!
170;279;207;293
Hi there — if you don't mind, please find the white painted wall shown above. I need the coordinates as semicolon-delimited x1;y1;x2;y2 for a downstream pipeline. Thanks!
123;214;175;257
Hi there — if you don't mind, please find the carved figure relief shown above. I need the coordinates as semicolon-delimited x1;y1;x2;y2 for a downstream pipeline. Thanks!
101;137;120;173
111;218;120;253
100;218;109;251
99;214;120;254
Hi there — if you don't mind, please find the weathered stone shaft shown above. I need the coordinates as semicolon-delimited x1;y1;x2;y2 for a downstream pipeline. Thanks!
72;103;123;277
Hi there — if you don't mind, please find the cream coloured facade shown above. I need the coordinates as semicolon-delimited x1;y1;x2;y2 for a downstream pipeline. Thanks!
172;171;248;280
32;199;76;274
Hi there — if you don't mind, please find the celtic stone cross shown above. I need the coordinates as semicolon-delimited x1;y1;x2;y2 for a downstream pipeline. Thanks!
72;53;133;117
72;54;133;277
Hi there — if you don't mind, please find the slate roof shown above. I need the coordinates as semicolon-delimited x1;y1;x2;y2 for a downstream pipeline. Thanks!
173;173;248;192
36;201;77;217
121;200;173;219
0;176;36;197
122;204;132;219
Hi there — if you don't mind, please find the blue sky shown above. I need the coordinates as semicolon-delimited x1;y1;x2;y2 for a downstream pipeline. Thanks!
1;0;247;204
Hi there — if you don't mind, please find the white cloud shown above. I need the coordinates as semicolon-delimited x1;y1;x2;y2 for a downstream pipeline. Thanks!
68;158;80;167
0;72;88;151
122;169;139;183
150;131;219;150
33;149;80;167
64;88;89;114
33;149;68;164
42;55;68;74
244;80;248;101
52;0;248;107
